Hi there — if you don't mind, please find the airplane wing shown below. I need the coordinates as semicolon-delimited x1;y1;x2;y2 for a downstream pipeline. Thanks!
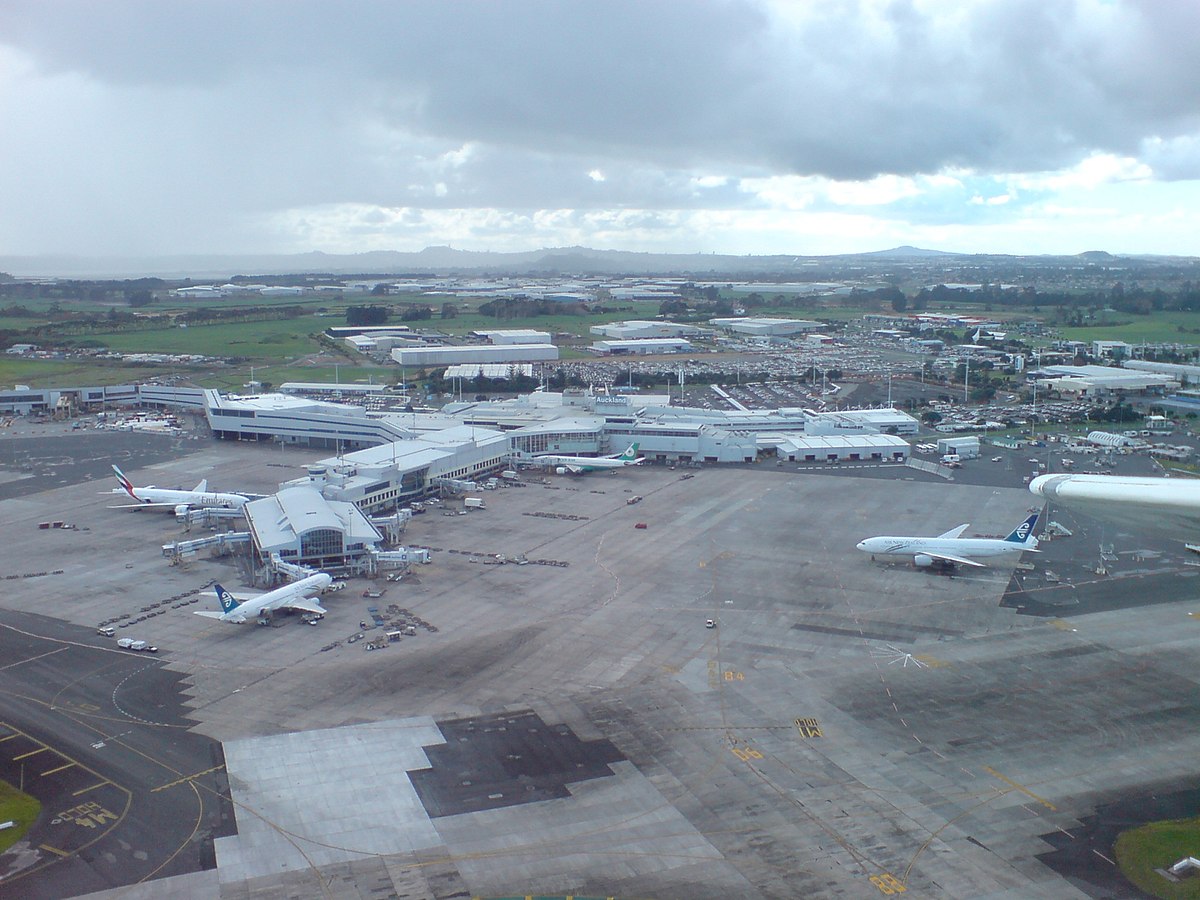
921;550;988;568
195;610;241;621
108;501;185;509
936;524;970;539
281;596;327;615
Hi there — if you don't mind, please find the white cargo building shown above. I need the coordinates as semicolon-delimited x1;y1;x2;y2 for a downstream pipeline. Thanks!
936;436;980;459
709;317;824;336
774;434;909;464
588;338;692;355
590;321;708;340
391;344;559;366
470;329;552;345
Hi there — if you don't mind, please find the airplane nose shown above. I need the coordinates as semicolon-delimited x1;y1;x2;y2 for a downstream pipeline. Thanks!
855;540;867;551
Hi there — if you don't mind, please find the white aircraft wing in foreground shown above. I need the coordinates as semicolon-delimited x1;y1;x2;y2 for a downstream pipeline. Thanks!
1030;473;1200;538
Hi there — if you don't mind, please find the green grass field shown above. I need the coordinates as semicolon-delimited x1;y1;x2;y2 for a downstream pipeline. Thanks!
1058;312;1200;346
1115;817;1200;898
0;780;41;854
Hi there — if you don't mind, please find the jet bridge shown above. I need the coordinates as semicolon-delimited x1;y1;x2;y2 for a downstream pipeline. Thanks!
162;531;252;563
367;508;413;545
179;507;247;527
268;553;320;581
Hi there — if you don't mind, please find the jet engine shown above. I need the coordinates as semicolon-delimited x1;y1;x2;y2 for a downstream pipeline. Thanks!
913;554;934;567
555;467;567;475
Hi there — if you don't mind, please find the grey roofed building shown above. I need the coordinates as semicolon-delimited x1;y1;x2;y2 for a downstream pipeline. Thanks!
243;485;382;571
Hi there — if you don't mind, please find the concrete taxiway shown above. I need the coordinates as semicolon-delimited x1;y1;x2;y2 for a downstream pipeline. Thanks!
0;429;1197;898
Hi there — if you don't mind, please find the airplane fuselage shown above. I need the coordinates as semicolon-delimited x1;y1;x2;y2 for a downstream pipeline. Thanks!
214;573;332;624
857;535;1032;562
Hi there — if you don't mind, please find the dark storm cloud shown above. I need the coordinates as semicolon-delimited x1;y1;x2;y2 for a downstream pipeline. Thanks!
0;1;1197;255
4;0;1196;179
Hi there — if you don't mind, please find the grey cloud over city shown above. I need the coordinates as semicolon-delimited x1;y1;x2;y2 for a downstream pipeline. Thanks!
2;0;1198;258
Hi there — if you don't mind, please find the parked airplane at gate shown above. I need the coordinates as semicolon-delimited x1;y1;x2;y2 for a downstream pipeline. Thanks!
857;512;1041;569
107;465;254;513
1031;473;1200;539
533;442;645;475
196;573;333;624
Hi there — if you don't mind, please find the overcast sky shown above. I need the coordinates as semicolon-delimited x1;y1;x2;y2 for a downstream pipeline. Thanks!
2;0;1198;260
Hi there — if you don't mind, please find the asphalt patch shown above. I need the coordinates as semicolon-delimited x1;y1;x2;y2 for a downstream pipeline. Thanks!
1036;781;1200;899
409;709;625;818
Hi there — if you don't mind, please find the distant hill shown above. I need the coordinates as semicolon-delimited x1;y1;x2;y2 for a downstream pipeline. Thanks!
0;245;1187;280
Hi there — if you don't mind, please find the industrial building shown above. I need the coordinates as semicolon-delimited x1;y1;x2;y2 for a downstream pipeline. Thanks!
390;344;559;367
1034;365;1178;398
469;329;551;345
587;338;693;356
589;321;708;340
774;434;909;464
709;317;824;336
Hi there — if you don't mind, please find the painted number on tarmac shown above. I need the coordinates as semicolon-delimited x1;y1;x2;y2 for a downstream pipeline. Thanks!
795;717;824;738
723;670;744;681
731;746;764;762
54;801;117;829
870;873;907;894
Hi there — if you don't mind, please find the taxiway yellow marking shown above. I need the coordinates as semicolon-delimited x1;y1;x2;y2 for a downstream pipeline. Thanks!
72;782;109;796
982;766;1057;811
13;746;48;760
41;762;76;776
151;763;225;793
0;733;18;743
39;844;70;857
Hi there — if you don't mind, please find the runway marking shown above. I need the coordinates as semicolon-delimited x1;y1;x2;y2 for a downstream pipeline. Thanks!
13;746;48;760
41;762;76;776
38;844;70;857
72;782;110;796
870;872;907;894
151;763;226;793
795;717;824;738
0;646;69;672
982;766;1057;811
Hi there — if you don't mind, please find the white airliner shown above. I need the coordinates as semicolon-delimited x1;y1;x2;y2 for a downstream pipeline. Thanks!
1031;473;1200;537
533;442;645;475
857;512;1041;569
196;573;332;625
107;465;253;513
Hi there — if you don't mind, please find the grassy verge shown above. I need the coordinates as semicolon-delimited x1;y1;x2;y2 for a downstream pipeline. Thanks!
0;780;41;853
1115;818;1200;899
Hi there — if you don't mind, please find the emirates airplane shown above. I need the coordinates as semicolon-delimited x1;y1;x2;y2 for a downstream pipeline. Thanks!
107;465;255;513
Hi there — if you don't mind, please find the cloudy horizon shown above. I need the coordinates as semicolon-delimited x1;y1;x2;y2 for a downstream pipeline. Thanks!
2;0;1198;261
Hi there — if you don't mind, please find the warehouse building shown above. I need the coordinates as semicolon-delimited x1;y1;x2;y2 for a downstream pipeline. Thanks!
774;434;909;464
391;344;559;366
709;317;824;336
469;329;551;345
589;321;708;340
588;338;693;355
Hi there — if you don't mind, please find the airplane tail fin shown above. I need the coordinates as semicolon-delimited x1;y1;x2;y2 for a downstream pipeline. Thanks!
1005;512;1040;545
619;442;640;460
112;465;137;499
192;478;209;493
213;584;241;614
